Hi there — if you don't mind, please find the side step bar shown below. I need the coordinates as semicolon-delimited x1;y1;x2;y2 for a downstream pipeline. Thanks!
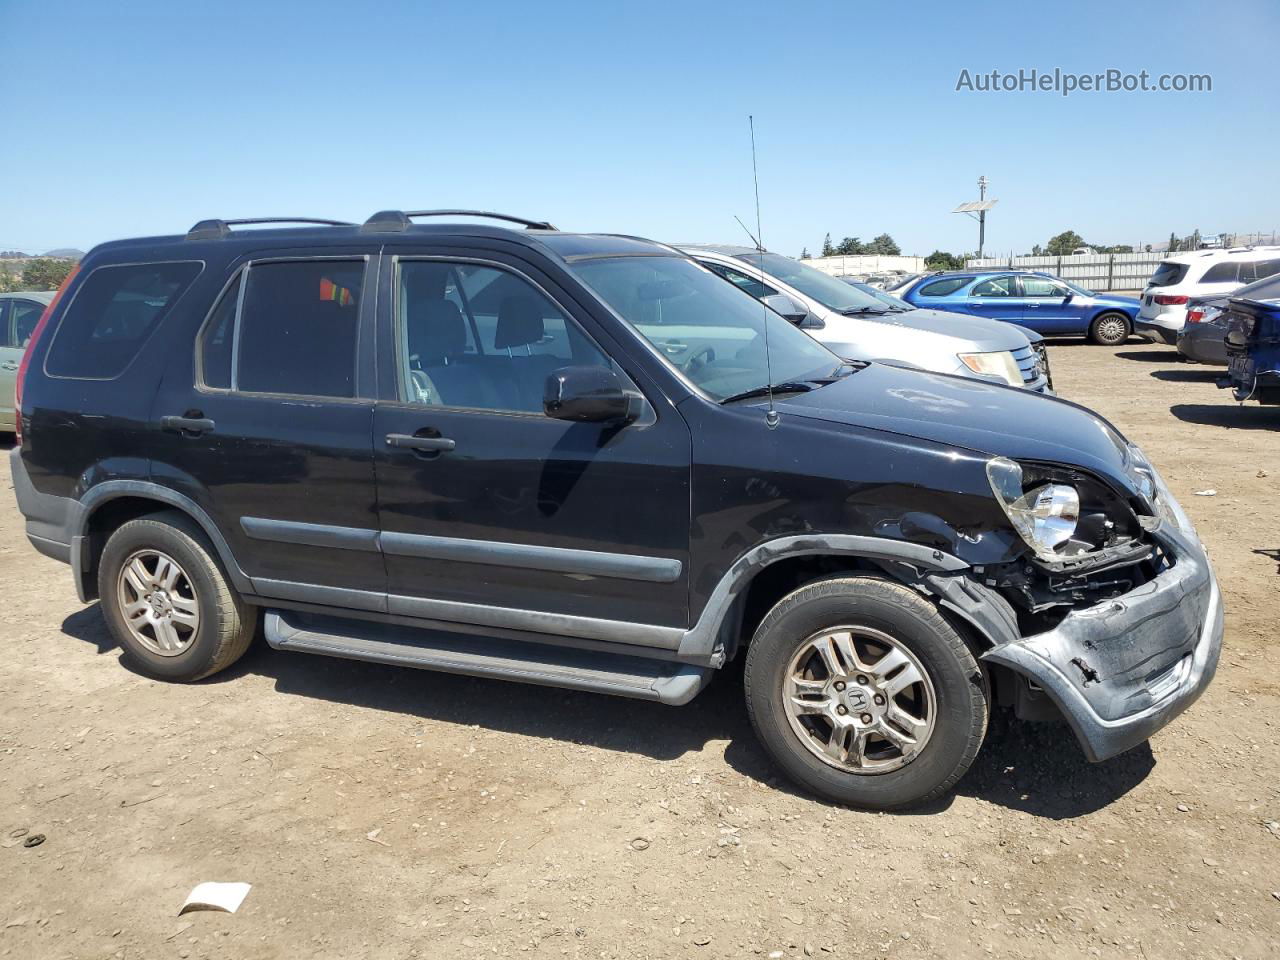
263;610;713;705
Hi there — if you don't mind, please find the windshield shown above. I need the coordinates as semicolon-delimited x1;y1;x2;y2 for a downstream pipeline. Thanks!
569;255;844;402
735;252;891;314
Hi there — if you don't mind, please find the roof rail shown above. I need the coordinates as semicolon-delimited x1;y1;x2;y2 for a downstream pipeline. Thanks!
186;217;355;241
361;209;557;234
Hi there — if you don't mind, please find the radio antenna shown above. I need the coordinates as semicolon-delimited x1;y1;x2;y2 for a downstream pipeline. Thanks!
734;215;763;251
749;115;779;429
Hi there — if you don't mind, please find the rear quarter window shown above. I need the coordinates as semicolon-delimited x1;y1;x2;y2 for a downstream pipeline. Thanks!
44;261;202;379
917;277;970;297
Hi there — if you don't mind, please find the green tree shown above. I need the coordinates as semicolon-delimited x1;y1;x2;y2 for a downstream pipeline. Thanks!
800;247;809;260
1045;230;1087;256
866;233;901;256
834;236;864;255
821;233;834;257
20;258;76;291
924;250;964;271
1167;231;1179;253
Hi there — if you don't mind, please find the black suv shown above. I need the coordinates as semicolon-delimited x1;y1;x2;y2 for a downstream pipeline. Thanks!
11;211;1221;809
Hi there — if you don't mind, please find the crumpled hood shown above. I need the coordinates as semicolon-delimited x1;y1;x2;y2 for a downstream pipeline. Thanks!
777;362;1139;494
877;307;1033;351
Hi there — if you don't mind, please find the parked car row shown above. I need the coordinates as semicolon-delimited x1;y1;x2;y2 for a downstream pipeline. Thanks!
9;211;1220;811
1137;246;1280;345
893;270;1140;345
678;245;1051;392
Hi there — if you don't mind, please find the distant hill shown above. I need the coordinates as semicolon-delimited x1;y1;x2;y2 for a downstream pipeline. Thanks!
44;248;85;259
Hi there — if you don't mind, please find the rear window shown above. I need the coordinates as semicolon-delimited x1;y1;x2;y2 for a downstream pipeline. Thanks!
45;261;202;379
917;277;970;297
1147;262;1189;288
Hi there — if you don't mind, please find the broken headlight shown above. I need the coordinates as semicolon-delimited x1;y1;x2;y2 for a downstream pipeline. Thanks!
987;457;1145;562
986;458;1080;561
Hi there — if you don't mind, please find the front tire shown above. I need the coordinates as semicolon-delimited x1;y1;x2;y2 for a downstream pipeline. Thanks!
1089;312;1130;346
98;511;254;682
744;576;987;809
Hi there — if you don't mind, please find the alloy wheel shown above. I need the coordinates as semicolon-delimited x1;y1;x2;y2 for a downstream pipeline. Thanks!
783;626;936;773
116;549;201;656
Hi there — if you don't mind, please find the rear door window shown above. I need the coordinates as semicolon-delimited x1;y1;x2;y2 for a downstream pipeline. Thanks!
1199;262;1239;284
44;261;202;379
917;277;970;297
234;260;365;398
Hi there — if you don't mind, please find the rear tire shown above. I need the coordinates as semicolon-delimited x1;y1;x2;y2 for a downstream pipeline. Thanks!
1089;312;1130;346
97;511;254;681
744;576;987;810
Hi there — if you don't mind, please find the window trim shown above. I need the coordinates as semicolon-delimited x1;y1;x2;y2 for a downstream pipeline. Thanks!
387;254;652;421
41;258;206;382
194;254;373;404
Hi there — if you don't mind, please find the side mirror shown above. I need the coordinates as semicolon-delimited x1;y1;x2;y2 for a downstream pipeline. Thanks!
761;293;808;324
544;366;640;424
1062;290;1074;302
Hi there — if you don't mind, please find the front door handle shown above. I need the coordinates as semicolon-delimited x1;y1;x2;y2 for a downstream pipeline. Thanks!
0;361;17;371
161;415;216;436
386;433;456;453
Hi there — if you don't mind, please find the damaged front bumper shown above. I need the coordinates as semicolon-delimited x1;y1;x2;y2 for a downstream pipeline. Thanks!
981;520;1222;763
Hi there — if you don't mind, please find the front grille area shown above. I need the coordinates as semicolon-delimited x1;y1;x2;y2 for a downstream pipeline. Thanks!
1011;344;1040;384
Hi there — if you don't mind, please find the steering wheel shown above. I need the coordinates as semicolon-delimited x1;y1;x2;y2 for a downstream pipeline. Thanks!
683;346;715;376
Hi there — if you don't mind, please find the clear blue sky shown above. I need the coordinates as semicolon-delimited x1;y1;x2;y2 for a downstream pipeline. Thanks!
2;0;1276;258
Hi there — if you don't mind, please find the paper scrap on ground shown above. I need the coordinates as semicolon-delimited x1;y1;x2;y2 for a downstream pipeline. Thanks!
178;882;252;916
1194;489;1217;497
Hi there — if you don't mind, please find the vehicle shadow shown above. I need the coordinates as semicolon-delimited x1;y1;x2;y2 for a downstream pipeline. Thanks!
1150;367;1222;383
1171;403;1280;430
1116;349;1177;363
1252;548;1280;574
59;609;1155;814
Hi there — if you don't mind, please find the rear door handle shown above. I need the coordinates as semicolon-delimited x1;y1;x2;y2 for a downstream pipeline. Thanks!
386;433;456;453
0;361;17;371
161;415;216;435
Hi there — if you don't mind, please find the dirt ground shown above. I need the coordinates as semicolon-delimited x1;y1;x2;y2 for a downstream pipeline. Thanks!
2;340;1278;960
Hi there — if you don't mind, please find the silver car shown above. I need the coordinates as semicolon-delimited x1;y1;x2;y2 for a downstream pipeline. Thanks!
0;292;54;433
679;246;1051;392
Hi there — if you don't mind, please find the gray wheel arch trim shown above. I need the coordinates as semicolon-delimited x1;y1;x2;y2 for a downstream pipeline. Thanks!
74;481;252;595
676;534;969;661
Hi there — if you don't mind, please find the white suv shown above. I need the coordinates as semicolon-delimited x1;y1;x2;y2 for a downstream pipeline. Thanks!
1136;247;1280;343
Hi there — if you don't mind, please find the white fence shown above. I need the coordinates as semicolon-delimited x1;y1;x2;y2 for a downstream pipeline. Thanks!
965;252;1162;291
799;254;925;277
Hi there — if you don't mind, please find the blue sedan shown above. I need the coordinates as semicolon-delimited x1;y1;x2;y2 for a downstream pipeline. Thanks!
898;271;1140;345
